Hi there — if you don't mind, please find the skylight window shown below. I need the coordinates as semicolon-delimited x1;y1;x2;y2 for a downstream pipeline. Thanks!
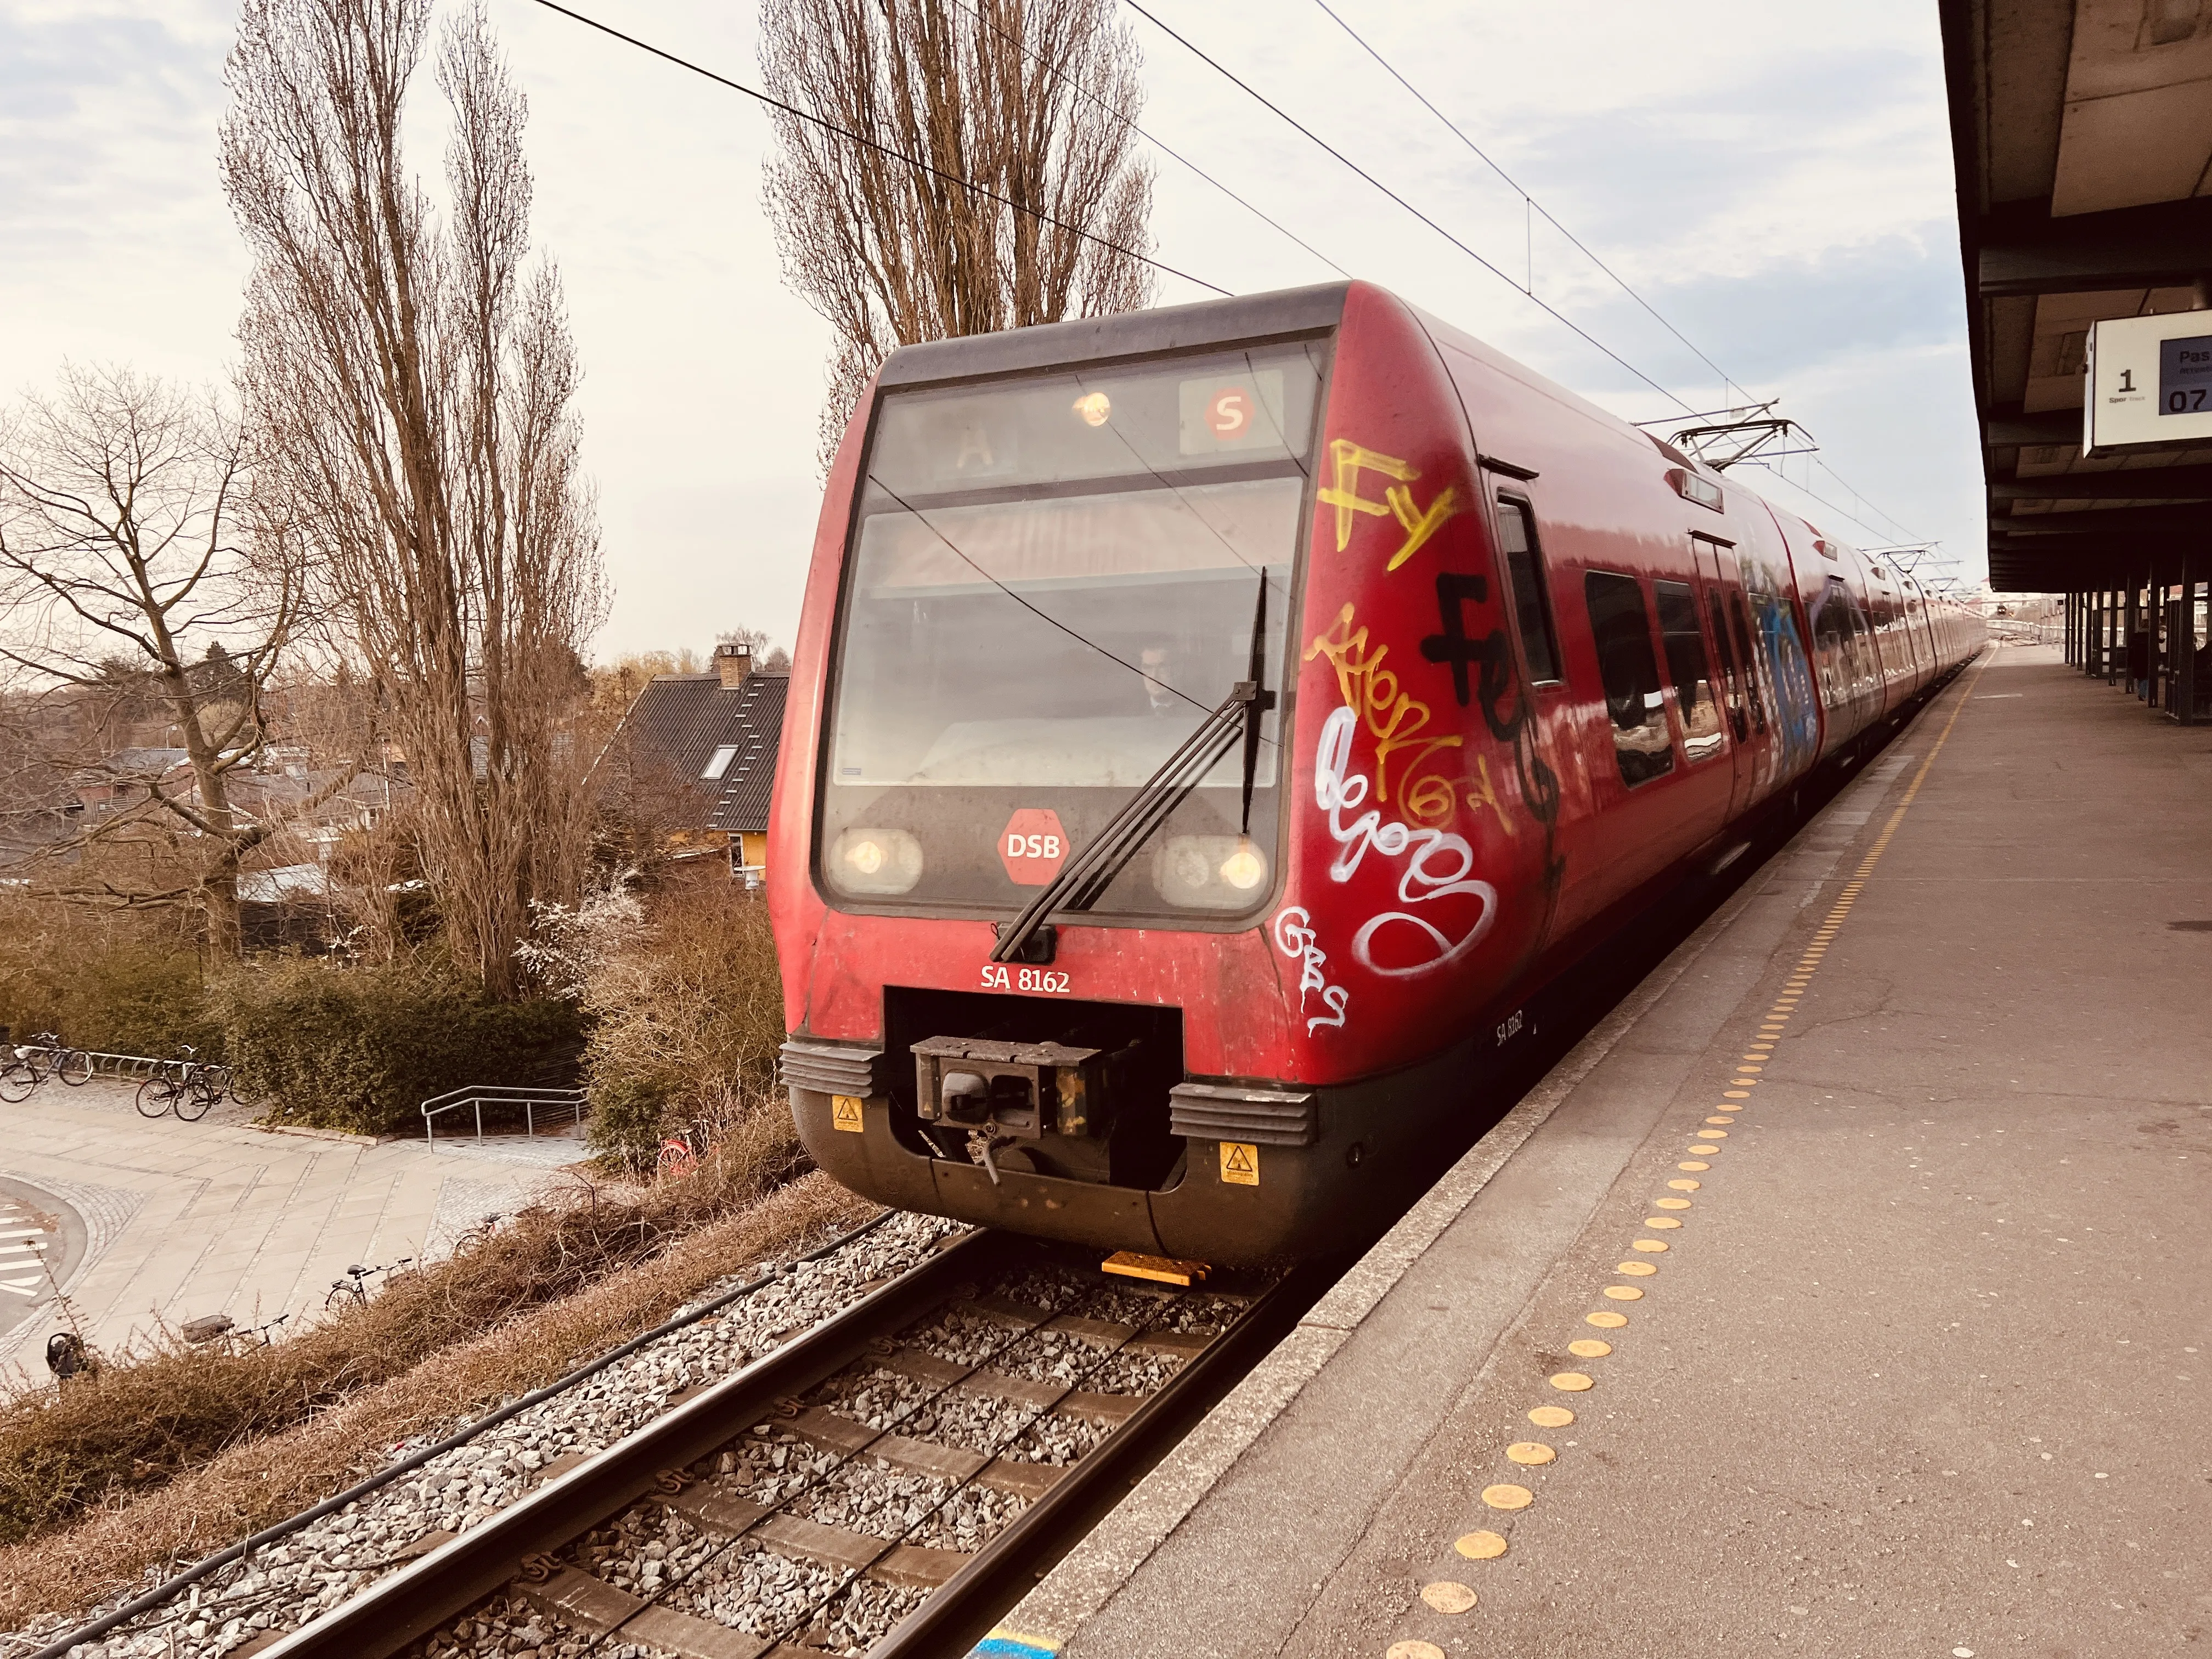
701;745;740;781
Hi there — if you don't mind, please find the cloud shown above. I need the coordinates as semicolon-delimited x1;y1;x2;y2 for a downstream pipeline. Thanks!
0;0;1987;666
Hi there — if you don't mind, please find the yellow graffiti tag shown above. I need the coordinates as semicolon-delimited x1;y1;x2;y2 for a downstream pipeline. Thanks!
1316;438;1462;571
1305;604;1463;820
1463;754;1517;838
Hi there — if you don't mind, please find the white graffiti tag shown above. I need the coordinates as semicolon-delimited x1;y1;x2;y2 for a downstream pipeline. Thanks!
1272;905;1349;1034
1314;704;1499;976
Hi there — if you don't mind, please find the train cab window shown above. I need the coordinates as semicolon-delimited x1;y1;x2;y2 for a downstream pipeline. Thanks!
1583;572;1674;786
1653;580;1725;762
1726;591;1768;732
1494;498;1561;684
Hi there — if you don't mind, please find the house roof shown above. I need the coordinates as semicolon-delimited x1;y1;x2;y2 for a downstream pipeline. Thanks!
610;668;788;835
708;674;788;836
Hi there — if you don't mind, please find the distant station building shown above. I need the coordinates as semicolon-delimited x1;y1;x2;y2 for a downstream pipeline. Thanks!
600;643;788;879
1943;0;2212;714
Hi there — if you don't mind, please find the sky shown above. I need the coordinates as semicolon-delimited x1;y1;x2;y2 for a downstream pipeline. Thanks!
0;0;1983;664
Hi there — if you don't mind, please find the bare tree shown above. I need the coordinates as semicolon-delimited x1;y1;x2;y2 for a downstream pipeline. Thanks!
222;0;607;996
0;365;334;955
759;0;1156;465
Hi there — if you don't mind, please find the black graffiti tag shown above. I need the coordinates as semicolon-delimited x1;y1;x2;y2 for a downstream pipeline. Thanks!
1420;573;1562;831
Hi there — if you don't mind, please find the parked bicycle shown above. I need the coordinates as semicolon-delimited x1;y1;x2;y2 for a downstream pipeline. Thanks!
324;1259;413;1312
136;1045;223;1122
17;1033;93;1086
0;1053;38;1105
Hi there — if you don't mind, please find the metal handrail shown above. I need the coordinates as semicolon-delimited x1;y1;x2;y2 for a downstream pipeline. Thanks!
420;1084;587;1147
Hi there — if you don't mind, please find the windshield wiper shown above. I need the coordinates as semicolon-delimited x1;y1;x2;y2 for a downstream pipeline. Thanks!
992;575;1274;966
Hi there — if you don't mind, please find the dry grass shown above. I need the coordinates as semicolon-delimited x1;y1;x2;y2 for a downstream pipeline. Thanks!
0;1167;871;1633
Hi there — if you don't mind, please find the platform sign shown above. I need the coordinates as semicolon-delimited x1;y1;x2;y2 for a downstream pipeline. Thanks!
2085;313;2212;454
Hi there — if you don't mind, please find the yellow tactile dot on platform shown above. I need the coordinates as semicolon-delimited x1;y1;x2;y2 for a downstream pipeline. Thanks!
1677;1160;1709;1172
1705;1115;1735;1125
1548;1372;1594;1392
1655;1195;1692;1207
1668;1178;1700;1189
1483;1482;1536;1509
1697;1129;1729;1139
1583;1312;1626;1330
1632;1238;1669;1252
1616;1260;1657;1275
1723;1090;1751;1100
1531;1402;1579;1424
1567;1338;1612;1358
1643;1216;1682;1229
1505;1441;1556;1465
1420;1581;1478;1615
1387;1641;1447;1659
1455;1529;1509;1559
1602;1285;1644;1300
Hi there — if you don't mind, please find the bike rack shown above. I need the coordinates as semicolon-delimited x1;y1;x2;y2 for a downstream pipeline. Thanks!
420;1085;588;1148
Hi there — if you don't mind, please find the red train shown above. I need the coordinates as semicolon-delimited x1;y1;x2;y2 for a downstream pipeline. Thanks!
771;281;1980;1267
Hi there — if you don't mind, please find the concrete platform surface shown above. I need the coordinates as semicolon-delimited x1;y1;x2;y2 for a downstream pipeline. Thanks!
0;1081;585;1379
1005;645;2211;1658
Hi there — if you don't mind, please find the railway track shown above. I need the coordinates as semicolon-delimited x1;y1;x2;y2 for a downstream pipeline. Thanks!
258;1230;1316;1659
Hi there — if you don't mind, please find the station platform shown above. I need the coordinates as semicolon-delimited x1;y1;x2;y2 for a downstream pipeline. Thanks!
994;643;2212;1657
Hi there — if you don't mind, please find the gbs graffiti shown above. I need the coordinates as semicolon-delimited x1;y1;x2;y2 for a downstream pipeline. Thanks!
1271;906;1348;1034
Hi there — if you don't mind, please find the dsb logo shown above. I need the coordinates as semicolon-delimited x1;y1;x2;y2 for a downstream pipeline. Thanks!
999;809;1069;885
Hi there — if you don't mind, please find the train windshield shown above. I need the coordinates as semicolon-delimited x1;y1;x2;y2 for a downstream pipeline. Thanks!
819;342;1326;921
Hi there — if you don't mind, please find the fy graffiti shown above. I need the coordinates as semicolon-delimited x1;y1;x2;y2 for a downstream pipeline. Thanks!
1315;704;1499;975
1272;906;1348;1034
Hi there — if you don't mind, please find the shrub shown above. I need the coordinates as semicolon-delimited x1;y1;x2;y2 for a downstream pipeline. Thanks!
0;902;220;1060
208;957;580;1136
574;871;788;1169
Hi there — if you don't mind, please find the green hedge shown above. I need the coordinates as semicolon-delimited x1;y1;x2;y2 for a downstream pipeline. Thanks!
0;935;222;1061
209;960;580;1136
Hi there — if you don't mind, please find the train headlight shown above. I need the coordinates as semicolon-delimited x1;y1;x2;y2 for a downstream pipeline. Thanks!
1071;391;1111;427
827;827;923;895
1154;835;1269;910
1218;840;1267;890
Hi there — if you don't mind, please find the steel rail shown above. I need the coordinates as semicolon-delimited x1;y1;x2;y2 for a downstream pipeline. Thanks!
253;1236;1323;1659
20;1210;901;1659
868;1255;1336;1659
256;1228;1011;1657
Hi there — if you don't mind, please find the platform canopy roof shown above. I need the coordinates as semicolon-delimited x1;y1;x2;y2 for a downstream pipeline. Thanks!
1941;0;2212;592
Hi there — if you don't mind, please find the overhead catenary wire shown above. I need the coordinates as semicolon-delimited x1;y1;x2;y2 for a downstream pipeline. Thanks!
530;0;1948;575
525;0;1229;297
945;0;1351;280
1308;0;1746;408
1120;0;1697;415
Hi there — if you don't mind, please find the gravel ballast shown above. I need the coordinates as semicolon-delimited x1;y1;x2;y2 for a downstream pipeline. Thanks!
4;1211;958;1659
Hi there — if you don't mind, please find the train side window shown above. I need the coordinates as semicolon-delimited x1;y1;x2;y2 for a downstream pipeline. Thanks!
1494;497;1562;684
1653;579;1726;762
1583;571;1674;787
1706;588;1747;742
1727;592;1768;732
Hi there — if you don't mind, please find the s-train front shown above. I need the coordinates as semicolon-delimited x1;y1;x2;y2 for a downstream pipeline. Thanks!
770;281;1574;1268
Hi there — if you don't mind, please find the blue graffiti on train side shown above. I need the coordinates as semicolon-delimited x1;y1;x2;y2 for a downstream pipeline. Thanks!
1748;586;1819;771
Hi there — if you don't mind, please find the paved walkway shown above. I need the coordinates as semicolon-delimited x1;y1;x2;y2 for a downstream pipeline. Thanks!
0;1080;586;1380
1007;645;2212;1657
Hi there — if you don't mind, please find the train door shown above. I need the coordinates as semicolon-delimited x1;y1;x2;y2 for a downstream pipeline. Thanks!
1690;534;1758;818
